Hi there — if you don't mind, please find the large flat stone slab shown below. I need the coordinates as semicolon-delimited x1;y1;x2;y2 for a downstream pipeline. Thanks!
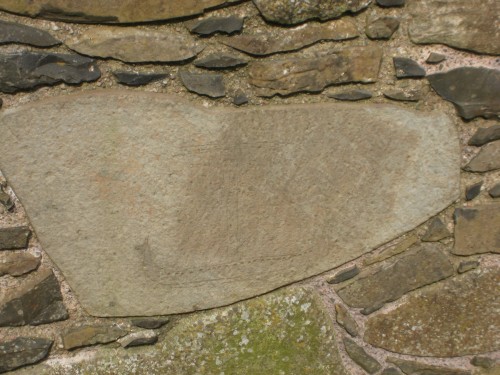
0;91;459;316
0;0;241;23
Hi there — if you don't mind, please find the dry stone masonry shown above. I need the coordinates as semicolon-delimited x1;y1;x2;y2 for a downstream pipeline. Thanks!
0;0;498;373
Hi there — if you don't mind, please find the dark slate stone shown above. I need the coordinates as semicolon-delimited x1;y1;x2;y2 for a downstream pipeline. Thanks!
393;57;426;78
344;337;382;374
422;217;450;242
426;52;446;64
457;260;479;274
465;181;483;201
179;71;225;98
113;72;168;87
0;268;68;326
0;52;101;93
381;368;404;375
327;265;359;284
428;67;500;120
0;185;14;211
0;337;53;373
233;90;249;106
489;182;500;198
0;226;31;250
464;141;500;173
131;317;170;329
0;20;60;47
384;89;421;102
189;16;243;36
194;54;248;69
377;0;405;7
366;16;399;40
328;89;372;101
0;98;2;109
468;125;500;147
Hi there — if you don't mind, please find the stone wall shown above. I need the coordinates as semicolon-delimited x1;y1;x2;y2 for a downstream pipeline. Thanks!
0;0;499;374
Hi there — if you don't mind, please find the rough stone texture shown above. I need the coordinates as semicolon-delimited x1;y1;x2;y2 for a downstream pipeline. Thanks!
366;266;500;357
0;20;60;47
15;288;351;375
224;19;359;56
0;252;40;276
0;337;52;373
179;71;225;97
428;67;500;120
366;16;399;40
0;268;68;326
252;0;372;25
117;330;158;348
194;54;248;69
408;0;500;55
113;72;168;87
131;318;170;330
469;125;500;147
233;90;248;106
384;88;421;102
422;217;450;242
464;141;500;173
363;233;418;266
327;89;372;101
0;91;459;316
466;182;483;201
489;183;500;198
473;363;500;375
249;46;383;96
388;358;471;375
0;0;241;23
426;52;446;64
393;57;426;78
336;243;454;314
453;205;500;255
458;260;479;274
382;368;404;375
471;357;497;370
327;265;359;284
188;16;243;35
335;304;359;337
0;227;31;250
377;0;404;7
66;28;204;63
0;52;100;93
0;186;14;211
61;325;128;350
343;338;382;374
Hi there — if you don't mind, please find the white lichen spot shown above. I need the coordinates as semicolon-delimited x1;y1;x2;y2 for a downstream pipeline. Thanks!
239;335;249;346
300;302;311;312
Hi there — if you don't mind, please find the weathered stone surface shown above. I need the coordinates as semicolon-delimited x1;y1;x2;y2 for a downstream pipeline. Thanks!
422;217;450;242
388;358;471;375
0;186;14;211
363;233;418;266
366;266;500;357
113;72;168;87
16;288;351;375
393;57;425;78
489;183;500;198
335;304;359;337
0;20;60;47
382;368;404;375
471;357;497;370
0;252;40;276
408;0;500;55
62;325;127;350
233;90;248;106
344;338;382;374
0;91;459;316
384;88;421;102
131;317;170;329
0;337;52;373
337;243;454;314
66;28;204;63
464;141;500;173
252;0;371;25
458;260;479;274
327;89;372;101
224;19;359;56
453;205;500;255
426;52;446;64
469;125;500;147
428;67;500;120
0;52;100;93
466;181;483;201
194;54;248;69
0;226;31;250
377;0;404;7
327;265;359;284
179;71;225;98
0;0;241;23
473;363;500;375
249;46;382;96
118;330;158;348
189;16;243;35
0;267;68;326
366;16;399;39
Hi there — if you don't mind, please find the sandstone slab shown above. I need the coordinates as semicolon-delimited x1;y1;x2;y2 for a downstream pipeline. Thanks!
366;16;399;40
464;141;500;173
365;266;500;357
0;252;40;277
336;243;454;314
363;233;418;266
62;325;127;350
224;19;359;56
66;28;204;63
0;337;52;373
335;304;359;337
388;358;470;375
453;205;500;255
0;91;459;316
0;227;31;250
252;0;371;25
249;46;382;96
469;125;500;147
422;217;450;242
344;338;382;374
0;20;60;47
0;0;241;23
408;0;500;55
